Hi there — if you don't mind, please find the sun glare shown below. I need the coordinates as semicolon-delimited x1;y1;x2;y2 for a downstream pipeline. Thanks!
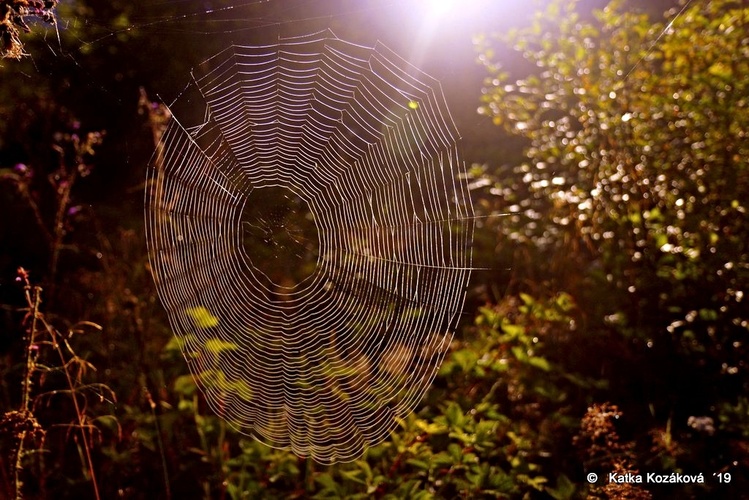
419;0;492;18
408;0;491;68
429;0;461;16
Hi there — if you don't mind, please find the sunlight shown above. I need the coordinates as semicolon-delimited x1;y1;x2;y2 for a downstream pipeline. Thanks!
418;0;493;19
426;0;461;16
408;0;494;69
411;0;537;26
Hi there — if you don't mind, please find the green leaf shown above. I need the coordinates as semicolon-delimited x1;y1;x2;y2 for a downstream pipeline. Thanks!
501;322;525;337
445;402;464;426
174;374;197;397
519;293;535;306
356;459;373;481
528;356;551;371
708;61;732;79
340;469;365;484
415;420;448;435
185;306;219;328
546;474;576;500
204;337;238;353
554;292;575;312
314;472;339;493
447;443;463;462
406;458;430;470
452;349;478;372
655;232;668;249
511;345;528;362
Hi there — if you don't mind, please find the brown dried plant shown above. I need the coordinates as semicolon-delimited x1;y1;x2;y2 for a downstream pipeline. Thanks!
0;268;117;500
575;403;652;500
0;1;59;59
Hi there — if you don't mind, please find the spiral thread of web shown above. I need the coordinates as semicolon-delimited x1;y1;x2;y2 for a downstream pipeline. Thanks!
145;30;474;463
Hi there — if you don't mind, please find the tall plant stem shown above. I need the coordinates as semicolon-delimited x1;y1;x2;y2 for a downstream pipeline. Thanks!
21;284;40;413
50;313;101;500
14;282;43;499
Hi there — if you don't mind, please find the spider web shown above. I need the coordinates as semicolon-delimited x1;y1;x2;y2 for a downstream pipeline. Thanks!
145;30;474;463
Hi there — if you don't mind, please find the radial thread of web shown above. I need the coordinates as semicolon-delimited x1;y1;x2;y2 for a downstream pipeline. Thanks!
145;30;474;464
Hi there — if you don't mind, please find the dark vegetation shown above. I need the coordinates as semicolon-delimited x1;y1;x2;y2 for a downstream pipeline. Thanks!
1;0;747;498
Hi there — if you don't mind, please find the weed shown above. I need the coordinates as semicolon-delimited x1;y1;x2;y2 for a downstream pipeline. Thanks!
0;267;117;499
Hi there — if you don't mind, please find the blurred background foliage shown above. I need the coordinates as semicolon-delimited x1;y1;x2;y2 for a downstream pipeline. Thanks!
0;0;747;498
